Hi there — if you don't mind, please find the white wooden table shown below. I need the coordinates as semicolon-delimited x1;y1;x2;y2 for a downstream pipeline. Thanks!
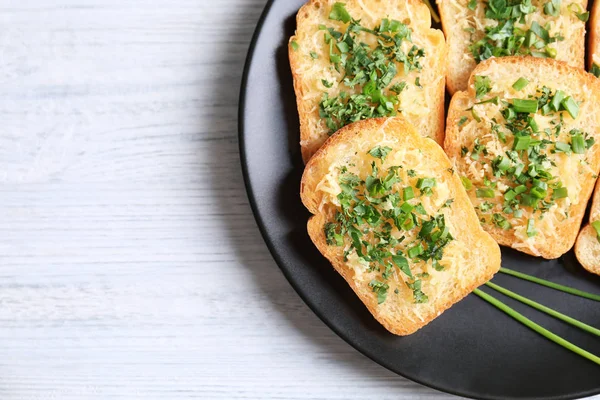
0;1;595;399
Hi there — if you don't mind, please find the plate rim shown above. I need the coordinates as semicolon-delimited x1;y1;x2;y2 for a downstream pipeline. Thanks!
237;1;600;399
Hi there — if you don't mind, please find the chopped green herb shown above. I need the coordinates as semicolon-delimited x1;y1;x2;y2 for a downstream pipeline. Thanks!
513;135;531;151
493;213;512;229
310;51;319;59
369;146;392;160
461;176;473;190
407;244;424;258
568;3;589;21
392;254;412;278
291;40;299;51
543;0;561;16
552;187;568;199
513;99;538;114
416;178;436;196
476;188;495;198
571;134;586;154
458;116;469;127
554;141;571;153
406;279;428;303
329;2;351;23
512;77;530;91
324;222;344;246
475;75;492;99
468;0;477;10
369;280;389;304
591;63;600;78
561;96;579;119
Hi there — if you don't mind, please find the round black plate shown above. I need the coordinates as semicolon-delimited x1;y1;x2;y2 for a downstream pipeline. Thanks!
239;1;600;398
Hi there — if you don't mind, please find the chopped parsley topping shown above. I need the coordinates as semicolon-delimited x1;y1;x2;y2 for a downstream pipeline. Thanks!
467;0;565;64
475;75;492;99
323;147;454;304
368;146;392;160
317;3;426;134
458;78;594;236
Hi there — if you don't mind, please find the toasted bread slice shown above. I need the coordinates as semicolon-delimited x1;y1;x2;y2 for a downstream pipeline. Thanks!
574;180;600;274
289;0;446;162
589;0;600;70
301;117;501;335
445;57;600;259
438;0;587;94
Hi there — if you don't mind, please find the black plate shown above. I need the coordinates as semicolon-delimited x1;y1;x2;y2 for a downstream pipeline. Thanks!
239;1;600;398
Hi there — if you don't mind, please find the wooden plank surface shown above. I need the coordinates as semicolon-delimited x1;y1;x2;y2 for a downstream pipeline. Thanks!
0;1;593;399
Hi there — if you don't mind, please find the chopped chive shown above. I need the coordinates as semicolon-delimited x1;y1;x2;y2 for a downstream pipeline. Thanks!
496;156;511;172
550;90;565;111
562;96;580;119
552;187;568;199
402;217;415;230
513;99;538;113
400;202;414;213
528;117;539;132
514;164;525;177
541;104;552;115
403;186;415;201
485;282;600;338
514;185;527;194
503;107;516;121
499;268;600;301
504;189;517;201
407;244;423;258
571;134;586;154
532;179;547;190
513;135;531;151
521;194;537;207
476;188;495;198
336;42;349;53
290;40;299;51
526;218;537;237
555;141;571;153
545;46;557;58
473;289;600;366
530;187;547;199
461;176;473;190
416;178;436;189
512;77;529;91
472;108;481;122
